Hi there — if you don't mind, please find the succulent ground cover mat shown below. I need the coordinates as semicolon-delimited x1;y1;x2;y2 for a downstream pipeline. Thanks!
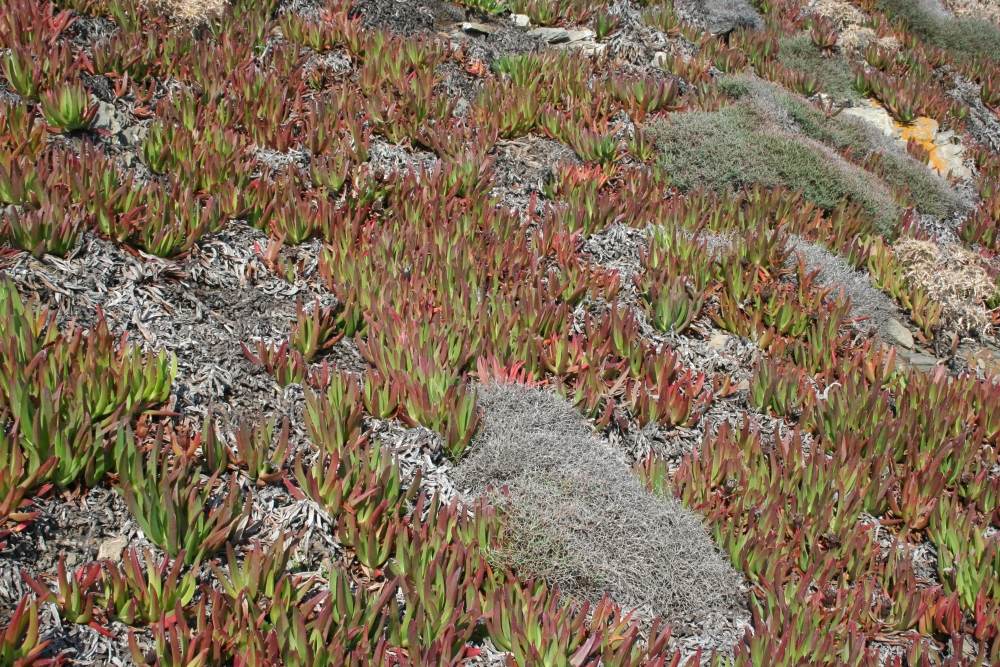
2;0;1000;663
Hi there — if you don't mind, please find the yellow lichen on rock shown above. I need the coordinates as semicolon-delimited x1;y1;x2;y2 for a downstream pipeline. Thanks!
844;100;969;179
897;116;970;179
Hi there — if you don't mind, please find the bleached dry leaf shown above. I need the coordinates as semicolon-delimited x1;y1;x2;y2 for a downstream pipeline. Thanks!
894;238;995;336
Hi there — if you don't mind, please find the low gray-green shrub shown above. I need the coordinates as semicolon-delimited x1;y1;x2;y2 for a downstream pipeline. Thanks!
649;99;901;230
777;34;861;102
651;77;965;227
879;0;1000;61
453;383;746;626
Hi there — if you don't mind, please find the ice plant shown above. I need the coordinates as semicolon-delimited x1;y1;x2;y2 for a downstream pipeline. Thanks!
0;596;50;667
116;426;251;565
211;532;297;603
98;548;198;626
593;11;620;41
233;412;290;485
39;81;97;132
3;199;86;258
22;556;101;624
809;15;838;50
289;298;343;363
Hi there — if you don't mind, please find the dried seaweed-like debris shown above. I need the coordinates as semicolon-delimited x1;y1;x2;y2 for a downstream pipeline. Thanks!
894;237;995;336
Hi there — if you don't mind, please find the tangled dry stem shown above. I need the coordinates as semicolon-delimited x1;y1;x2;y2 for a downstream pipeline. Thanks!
893;238;996;336
453;383;747;631
148;0;227;22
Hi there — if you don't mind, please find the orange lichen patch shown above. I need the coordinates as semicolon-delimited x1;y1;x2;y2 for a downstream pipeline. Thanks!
897;117;967;178
899;117;938;145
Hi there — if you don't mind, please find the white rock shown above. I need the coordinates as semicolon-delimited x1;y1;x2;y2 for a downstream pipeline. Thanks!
511;13;530;28
650;51;668;68
841;103;898;138
97;535;129;561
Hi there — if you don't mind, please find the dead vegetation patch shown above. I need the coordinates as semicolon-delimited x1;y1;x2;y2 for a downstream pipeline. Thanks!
150;0;227;22
893;238;996;336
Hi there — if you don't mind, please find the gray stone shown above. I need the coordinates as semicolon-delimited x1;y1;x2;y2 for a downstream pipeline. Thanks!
462;21;494;35
527;27;570;43
886;318;914;349
900;352;939;373
511;13;530;28
121;122;146;146
92;99;121;135
565;28;595;42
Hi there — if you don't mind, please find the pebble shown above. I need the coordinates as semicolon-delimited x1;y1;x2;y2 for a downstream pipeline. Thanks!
708;332;730;351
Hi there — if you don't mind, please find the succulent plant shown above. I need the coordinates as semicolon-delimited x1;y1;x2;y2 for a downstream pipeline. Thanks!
39;81;97;132
116;426;251;565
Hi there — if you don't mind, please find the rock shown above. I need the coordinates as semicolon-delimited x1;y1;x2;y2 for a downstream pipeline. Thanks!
565;28;594;42
563;41;607;57
92;99;121;135
708;332;730;351
843;102;972;179
510;13;530;28
97;535;129;561
121;122;146;146
886;318;914;349
899;351;939;373
650;51;668;68
462;21;494;35
527;27;569;43
841;101;897;138
736;379;750;392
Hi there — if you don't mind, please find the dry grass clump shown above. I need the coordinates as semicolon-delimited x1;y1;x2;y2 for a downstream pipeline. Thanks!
809;0;866;27
151;0;226;22
699;0;764;33
453;383;747;628
894;238;996;335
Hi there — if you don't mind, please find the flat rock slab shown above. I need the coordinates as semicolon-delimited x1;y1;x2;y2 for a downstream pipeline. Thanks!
462;21;494;35
527;27;569;43
97;535;129;561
